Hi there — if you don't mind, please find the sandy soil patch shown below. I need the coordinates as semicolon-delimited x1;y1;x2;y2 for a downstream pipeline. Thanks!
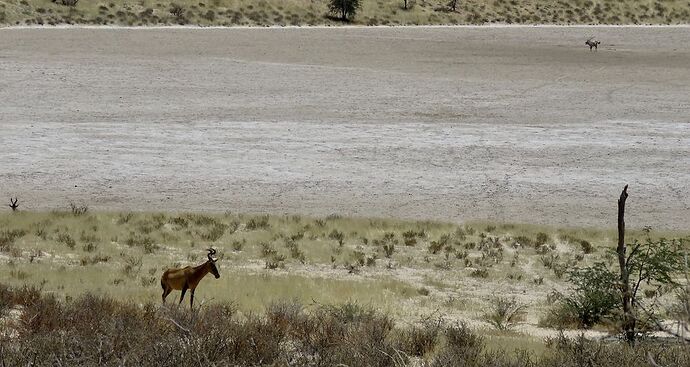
0;26;688;228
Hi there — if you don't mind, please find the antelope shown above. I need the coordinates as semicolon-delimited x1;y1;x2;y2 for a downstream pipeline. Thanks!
8;198;18;211
585;38;601;51
161;248;220;309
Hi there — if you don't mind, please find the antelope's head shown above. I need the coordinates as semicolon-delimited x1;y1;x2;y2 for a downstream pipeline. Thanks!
207;248;220;279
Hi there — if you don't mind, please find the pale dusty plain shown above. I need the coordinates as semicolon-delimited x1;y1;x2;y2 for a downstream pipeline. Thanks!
0;26;688;229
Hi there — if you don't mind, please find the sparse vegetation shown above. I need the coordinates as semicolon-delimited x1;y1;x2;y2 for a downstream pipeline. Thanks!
483;296;527;330
1;286;688;366
0;210;688;359
2;0;689;26
246;215;270;230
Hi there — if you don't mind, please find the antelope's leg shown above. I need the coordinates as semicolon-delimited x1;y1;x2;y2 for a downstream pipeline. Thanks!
190;289;195;310
179;285;188;305
162;287;172;303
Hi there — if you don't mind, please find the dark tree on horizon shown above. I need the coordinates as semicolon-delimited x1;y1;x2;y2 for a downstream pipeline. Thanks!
329;0;362;21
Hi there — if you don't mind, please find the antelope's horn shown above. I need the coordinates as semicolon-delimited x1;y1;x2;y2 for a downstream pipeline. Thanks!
207;248;217;261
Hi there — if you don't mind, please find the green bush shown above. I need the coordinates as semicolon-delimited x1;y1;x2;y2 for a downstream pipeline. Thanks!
328;0;361;21
559;263;620;328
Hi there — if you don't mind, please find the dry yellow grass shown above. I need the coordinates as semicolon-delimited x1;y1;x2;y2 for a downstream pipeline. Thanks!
1;0;688;26
1;210;687;342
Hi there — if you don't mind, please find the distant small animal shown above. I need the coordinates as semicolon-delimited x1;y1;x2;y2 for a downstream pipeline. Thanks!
585;38;601;51
161;248;220;309
9;198;18;211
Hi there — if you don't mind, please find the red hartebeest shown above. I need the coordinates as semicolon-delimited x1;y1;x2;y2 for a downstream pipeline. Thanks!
9;198;18;211
161;248;220;309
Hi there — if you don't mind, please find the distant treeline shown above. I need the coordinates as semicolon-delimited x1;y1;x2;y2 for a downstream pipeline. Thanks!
1;0;689;27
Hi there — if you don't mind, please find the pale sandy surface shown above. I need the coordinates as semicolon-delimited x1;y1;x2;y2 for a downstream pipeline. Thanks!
0;27;688;229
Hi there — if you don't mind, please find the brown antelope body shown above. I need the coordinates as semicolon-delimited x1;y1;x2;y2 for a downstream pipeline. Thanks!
585;38;601;51
161;248;220;309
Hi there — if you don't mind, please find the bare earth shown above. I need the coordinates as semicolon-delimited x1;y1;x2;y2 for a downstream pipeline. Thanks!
0;26;688;229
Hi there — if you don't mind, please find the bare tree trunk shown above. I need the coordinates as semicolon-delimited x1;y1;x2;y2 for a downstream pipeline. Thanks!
617;184;635;344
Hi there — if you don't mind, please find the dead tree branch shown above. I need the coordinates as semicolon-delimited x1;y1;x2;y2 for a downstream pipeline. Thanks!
617;184;636;344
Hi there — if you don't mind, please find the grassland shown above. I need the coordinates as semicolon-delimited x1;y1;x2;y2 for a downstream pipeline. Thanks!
1;0;689;26
1;209;688;347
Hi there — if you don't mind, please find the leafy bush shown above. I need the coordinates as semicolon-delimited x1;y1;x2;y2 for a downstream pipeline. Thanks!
558;263;620;328
328;0;361;21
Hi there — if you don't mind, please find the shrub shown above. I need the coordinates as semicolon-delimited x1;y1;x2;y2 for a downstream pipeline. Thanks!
122;256;142;278
558;263;620;328
169;216;189;228
470;268;489;278
199;222;226;241
265;253;286;269
169;3;185;17
285;239;306;263
429;234;451;254
350;250;366;266
328;0;361;21
260;242;277;257
397;318;443;357
125;234;158;253
82;242;97;252
53;0;79;6
382;243;395;258
579;239;594;254
0;229;27;252
69;202;89;216
80;254;110;266
328;229;345;245
483;296;527;330
535;232;550;246
430;323;485;367
246;215;270;230
1;285;689;366
57;233;76;249
402;231;418;246
513;235;533;247
202;9;215;21
231;239;245;251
